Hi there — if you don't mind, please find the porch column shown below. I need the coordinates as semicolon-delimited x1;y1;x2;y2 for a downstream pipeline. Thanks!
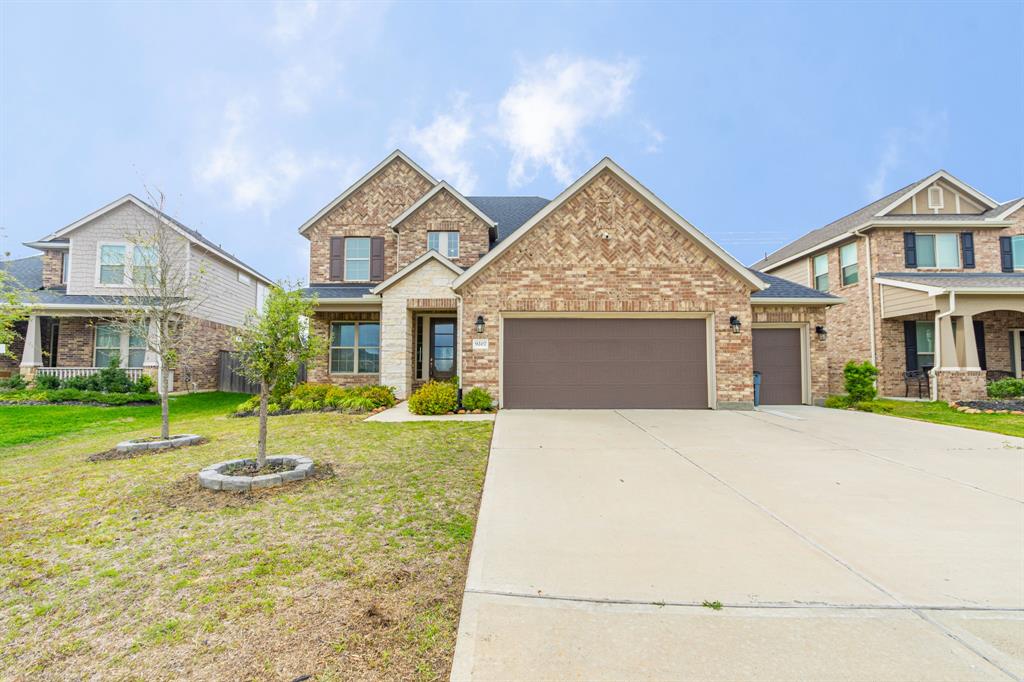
961;314;981;369
19;314;43;373
937;314;958;368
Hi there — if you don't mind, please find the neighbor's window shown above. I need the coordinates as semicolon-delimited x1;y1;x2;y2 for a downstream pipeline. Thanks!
127;330;147;368
916;321;935;369
1012;235;1024;270
427;231;460;258
99;244;127;284
344;237;371;281
132;245;158;285
94;324;121;367
330;321;380;373
60;252;69;283
915;233;959;268
812;254;829;291
839;242;858;285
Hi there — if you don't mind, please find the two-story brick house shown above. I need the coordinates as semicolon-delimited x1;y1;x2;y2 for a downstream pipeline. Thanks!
1;195;273;390
753;171;1024;401
297;150;841;408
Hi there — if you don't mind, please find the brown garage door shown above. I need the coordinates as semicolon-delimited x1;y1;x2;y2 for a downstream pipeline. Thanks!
502;318;708;408
752;328;803;405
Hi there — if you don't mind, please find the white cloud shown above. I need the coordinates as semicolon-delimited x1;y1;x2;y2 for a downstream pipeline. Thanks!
497;55;637;186
269;0;320;44
641;120;666;154
406;94;477;193
866;111;949;199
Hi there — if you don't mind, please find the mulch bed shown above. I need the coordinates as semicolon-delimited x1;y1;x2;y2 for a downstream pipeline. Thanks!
87;438;210;462
952;399;1024;414
230;406;386;418
223;460;296;476
157;462;337;511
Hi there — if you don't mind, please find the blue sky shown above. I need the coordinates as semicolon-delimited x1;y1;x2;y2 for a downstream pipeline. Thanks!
2;1;1022;282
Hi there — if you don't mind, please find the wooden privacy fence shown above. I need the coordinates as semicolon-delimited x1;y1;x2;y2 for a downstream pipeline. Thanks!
218;351;307;394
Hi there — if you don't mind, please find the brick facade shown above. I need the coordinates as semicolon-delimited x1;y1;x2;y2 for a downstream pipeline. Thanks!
41;249;64;288
56;317;96;367
752;304;829;403
457;168;757;408
177;316;236;391
0;320;27;378
395;188;491;270
976;310;1024;374
933;369;987;403
306;157;432;285
308;310;382;386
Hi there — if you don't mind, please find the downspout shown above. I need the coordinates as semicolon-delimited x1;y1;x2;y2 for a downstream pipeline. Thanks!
852;227;877;366
933;290;957;401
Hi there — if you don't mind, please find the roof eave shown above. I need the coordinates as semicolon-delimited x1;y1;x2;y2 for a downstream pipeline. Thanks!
751;296;845;305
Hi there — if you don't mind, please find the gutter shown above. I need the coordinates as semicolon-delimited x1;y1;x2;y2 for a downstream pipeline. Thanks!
933;290;957;401
853;227;877;366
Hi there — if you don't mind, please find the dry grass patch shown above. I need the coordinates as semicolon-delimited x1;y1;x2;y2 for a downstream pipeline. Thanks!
0;406;492;681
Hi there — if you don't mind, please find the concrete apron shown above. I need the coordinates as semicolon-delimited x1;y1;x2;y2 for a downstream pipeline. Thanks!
451;408;1024;681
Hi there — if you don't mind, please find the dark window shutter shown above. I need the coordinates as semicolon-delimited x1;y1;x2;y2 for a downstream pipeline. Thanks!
903;232;917;268
903;321;918;371
1000;236;1014;272
960;232;975;269
370;237;385;281
973;320;986;370
329;237;344;281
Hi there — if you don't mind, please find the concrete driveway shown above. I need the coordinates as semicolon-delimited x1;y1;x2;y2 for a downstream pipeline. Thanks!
452;406;1024;681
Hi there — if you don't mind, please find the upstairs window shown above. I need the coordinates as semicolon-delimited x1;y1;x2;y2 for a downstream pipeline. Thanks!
915;233;959;268
427;231;460;259
132;246;158;285
812;253;829;291
1013;236;1024;270
99;244;127;284
839;242;858;285
344;237;371;281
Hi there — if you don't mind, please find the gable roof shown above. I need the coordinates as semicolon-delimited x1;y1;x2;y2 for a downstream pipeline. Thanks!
753;170;1009;272
0;255;43;290
387;181;496;230
35;194;274;285
467;196;550;243
370;250;463;294
298;150;437;236
749;269;843;304
453;157;766;291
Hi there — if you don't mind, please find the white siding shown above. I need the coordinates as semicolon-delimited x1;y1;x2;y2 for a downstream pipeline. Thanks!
771;258;811;287
190;247;259;327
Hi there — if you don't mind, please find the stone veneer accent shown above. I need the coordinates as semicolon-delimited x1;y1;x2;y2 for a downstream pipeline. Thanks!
395;188;491;270
933;369;987;402
457;168;756;408
306;157;433;284
41;250;65;288
308;310;382;387
751;304;829;404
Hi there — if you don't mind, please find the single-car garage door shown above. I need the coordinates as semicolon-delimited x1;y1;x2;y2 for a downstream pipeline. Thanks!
752;328;803;405
502;318;708;408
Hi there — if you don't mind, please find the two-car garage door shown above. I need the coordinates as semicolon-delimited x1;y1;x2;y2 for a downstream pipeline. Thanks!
502;318;709;409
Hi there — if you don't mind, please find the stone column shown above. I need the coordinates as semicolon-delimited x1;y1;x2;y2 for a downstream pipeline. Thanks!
380;295;411;398
937;314;959;368
19;314;43;380
960;314;981;369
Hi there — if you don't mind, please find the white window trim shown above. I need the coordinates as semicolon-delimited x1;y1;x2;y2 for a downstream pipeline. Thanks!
427;231;460;259
61;251;70;284
343;237;371;282
927;186;944;211
329;321;380;375
839;242;858;286
94;242;161;287
812;253;829;291
914;232;960;269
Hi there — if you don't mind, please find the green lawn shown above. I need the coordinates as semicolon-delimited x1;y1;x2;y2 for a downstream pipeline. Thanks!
854;399;1024;438
0;398;493;681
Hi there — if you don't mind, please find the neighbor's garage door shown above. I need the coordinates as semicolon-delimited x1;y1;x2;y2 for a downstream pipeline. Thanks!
752;328;803;405
502;318;708;408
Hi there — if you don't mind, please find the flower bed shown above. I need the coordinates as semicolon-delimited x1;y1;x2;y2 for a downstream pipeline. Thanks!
232;383;396;417
408;382;495;416
951;399;1024;415
0;388;159;406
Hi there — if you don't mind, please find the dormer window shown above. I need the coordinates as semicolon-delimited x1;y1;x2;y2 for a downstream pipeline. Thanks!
927;186;944;210
427;231;460;259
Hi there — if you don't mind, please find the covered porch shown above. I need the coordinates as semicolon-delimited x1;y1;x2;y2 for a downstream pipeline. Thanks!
877;272;1024;401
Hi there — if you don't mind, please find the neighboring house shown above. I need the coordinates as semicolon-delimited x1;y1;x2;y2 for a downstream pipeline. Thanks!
752;171;1024;401
296;150;840;408
0;195;273;390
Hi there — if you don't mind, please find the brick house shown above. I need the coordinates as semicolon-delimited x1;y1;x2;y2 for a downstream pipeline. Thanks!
1;195;273;391
297;150;840;409
753;171;1024;402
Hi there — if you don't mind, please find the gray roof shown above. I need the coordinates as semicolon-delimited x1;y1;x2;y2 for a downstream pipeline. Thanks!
467;196;550;243
876;271;1024;289
298;284;374;300
749;269;841;300
0;255;43;290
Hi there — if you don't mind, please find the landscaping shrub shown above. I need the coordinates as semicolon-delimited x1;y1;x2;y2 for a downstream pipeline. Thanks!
843;360;879;403
62;374;102;391
408;380;458;415
132;374;155;394
462;387;493;411
357;385;396;409
0;388;159;405
987;377;1024;399
232;382;396;416
1;374;27;390
33;373;62;390
823;395;852;409
96;359;134;393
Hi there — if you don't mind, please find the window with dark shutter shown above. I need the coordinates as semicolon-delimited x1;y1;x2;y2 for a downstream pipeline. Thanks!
370;237;385;281
904;320;918;371
329;237;344;281
903;232;917;268
960;232;975;269
1000;236;1014;272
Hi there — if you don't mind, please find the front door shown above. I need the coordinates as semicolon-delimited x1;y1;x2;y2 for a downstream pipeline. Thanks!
430;318;457;380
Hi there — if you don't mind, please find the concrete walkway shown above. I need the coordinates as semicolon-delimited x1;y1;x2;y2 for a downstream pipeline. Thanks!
452;407;1024;680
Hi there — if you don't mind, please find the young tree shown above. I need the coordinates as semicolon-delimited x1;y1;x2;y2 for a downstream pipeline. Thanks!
0;231;30;360
102;189;208;439
235;285;323;467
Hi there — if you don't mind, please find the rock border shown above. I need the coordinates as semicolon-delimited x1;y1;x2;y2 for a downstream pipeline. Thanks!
116;434;204;453
949;400;1024;415
198;455;314;492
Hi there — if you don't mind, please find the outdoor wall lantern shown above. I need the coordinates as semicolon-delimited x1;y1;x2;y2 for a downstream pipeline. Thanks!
729;316;741;334
815;325;828;341
475;315;485;334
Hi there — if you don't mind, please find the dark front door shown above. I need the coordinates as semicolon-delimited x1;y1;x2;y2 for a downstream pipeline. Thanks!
430;318;457;380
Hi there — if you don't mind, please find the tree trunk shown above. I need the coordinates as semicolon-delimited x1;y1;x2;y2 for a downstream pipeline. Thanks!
159;364;170;439
257;380;269;468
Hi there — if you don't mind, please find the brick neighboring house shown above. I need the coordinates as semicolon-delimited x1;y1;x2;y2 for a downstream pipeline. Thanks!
1;195;273;391
753;170;1024;402
297;150;840;409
